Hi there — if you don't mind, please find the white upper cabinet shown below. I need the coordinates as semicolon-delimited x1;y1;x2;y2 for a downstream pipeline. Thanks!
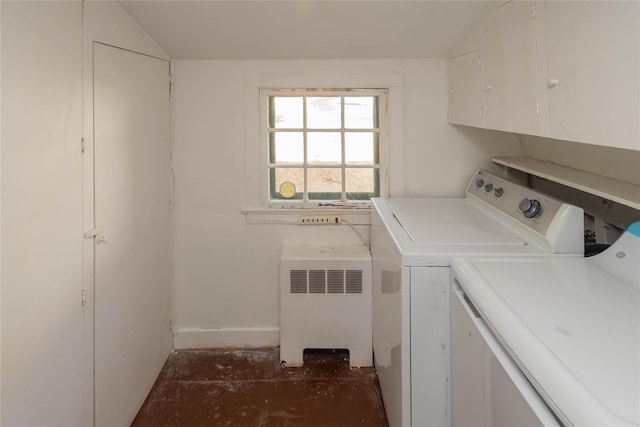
483;1;540;135
543;1;639;151
448;0;640;151
448;23;485;128
448;50;483;127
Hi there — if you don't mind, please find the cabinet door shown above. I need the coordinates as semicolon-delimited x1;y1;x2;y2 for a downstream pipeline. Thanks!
448;50;483;127
483;1;540;134
545;1;639;150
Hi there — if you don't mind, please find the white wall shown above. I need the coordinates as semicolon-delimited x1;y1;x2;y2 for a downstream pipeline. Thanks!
171;58;523;347
1;2;84;425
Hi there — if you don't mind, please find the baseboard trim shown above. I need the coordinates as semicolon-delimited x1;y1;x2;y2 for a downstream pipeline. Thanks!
173;326;280;349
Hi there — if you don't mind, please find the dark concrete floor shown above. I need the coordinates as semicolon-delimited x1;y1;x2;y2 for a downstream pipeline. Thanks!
132;348;388;427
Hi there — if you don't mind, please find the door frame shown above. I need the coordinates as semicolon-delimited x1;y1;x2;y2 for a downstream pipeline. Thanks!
82;41;172;426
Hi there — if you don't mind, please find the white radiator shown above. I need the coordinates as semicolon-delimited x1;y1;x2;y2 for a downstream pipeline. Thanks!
280;245;372;367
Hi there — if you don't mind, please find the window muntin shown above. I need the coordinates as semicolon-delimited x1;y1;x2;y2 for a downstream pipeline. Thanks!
263;89;386;206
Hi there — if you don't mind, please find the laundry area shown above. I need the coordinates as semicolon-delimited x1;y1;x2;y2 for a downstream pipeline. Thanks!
1;1;638;426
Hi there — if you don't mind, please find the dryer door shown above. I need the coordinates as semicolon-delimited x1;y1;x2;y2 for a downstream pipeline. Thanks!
450;285;558;426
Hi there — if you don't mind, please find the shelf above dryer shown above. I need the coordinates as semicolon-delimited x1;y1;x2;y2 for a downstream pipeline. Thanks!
492;157;640;211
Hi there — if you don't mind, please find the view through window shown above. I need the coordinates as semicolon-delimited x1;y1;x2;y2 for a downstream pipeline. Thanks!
263;89;387;206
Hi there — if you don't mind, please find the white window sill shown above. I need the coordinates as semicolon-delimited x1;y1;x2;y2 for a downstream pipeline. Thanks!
242;207;372;225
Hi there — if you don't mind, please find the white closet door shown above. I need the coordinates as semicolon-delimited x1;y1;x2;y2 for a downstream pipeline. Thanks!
93;42;171;427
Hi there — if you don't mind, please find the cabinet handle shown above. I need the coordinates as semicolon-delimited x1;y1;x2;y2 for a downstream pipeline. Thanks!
548;77;559;88
485;84;493;92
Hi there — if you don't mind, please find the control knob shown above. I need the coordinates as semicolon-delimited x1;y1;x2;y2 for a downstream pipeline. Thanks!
475;178;484;188
519;198;541;218
484;183;493;192
494;187;504;197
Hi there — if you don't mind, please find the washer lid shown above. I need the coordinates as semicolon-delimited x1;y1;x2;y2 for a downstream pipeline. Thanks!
388;199;525;246
455;256;640;426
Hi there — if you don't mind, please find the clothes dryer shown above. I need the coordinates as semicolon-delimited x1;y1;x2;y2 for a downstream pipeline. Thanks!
451;222;640;426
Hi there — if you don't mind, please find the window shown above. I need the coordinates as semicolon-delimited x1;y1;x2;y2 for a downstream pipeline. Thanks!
261;89;387;207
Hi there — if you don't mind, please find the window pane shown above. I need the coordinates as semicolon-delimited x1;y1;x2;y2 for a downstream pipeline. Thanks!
307;132;341;164
345;168;377;199
345;97;375;129
265;89;385;204
307;97;341;129
271;132;303;163
345;132;374;164
272;97;303;128
308;168;341;199
271;168;303;199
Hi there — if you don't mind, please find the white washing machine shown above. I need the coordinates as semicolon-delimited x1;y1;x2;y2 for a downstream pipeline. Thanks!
451;222;640;426
370;169;584;427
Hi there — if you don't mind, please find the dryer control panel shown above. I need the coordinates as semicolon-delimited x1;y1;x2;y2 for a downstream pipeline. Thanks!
466;170;584;254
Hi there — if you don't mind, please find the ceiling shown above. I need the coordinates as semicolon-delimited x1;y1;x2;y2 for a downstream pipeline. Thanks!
118;0;502;60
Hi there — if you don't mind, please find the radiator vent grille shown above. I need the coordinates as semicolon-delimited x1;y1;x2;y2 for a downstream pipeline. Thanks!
327;270;344;293
309;270;326;293
290;269;363;294
346;270;363;294
290;270;307;293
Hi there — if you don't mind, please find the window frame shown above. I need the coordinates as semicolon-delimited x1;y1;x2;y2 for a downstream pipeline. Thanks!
260;88;389;209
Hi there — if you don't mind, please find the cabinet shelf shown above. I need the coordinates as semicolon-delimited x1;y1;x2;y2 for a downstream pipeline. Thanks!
492;157;640;211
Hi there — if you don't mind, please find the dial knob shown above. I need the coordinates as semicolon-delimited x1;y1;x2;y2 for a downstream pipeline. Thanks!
494;187;504;197
519;199;541;218
484;183;493;192
475;178;484;188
